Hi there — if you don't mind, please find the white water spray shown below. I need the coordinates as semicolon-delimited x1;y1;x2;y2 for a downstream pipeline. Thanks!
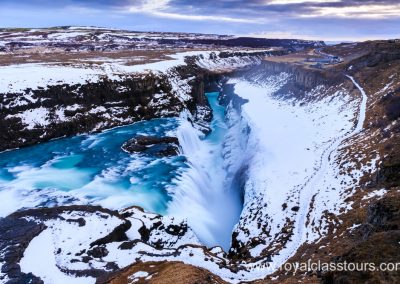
168;99;243;250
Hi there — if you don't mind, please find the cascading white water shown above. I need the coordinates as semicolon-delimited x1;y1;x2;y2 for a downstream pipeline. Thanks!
168;94;244;250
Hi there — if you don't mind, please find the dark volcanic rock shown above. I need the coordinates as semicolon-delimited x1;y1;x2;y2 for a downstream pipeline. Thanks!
118;240;140;250
165;223;189;237
87;246;109;258
366;196;400;232
0;73;197;152
121;135;180;157
89;218;131;247
0;217;45;283
5;273;44;284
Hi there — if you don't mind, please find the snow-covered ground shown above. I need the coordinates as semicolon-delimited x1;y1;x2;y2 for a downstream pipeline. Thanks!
228;73;373;273
0;64;103;94
0;50;263;94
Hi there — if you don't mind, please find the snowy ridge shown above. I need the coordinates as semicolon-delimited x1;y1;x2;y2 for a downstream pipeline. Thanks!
0;64;104;94
0;51;263;95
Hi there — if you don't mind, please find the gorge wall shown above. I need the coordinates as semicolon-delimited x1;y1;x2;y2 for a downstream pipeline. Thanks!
1;50;270;152
0;64;211;151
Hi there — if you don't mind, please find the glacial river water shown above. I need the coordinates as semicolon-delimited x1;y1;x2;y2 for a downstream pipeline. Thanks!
0;92;242;249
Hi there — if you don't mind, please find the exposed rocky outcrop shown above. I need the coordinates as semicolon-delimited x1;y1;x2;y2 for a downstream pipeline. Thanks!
376;151;400;188
121;135;180;157
339;41;400;72
0;206;133;281
0;218;45;284
321;195;400;284
258;60;343;89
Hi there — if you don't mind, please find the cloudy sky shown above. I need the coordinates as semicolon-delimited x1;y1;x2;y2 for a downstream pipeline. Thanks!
0;0;399;41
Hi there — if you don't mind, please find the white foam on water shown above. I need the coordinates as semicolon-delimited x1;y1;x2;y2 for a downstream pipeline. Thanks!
0;188;25;217
2;162;94;193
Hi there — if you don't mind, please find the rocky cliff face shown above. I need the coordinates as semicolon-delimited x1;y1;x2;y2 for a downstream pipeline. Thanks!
0;49;274;152
1;52;259;151
0;74;179;151
258;60;342;89
0;59;364;284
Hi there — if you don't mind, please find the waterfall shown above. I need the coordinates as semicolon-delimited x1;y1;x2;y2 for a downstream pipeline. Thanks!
168;96;244;250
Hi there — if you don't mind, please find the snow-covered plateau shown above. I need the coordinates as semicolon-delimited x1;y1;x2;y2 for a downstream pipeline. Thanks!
0;34;399;284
